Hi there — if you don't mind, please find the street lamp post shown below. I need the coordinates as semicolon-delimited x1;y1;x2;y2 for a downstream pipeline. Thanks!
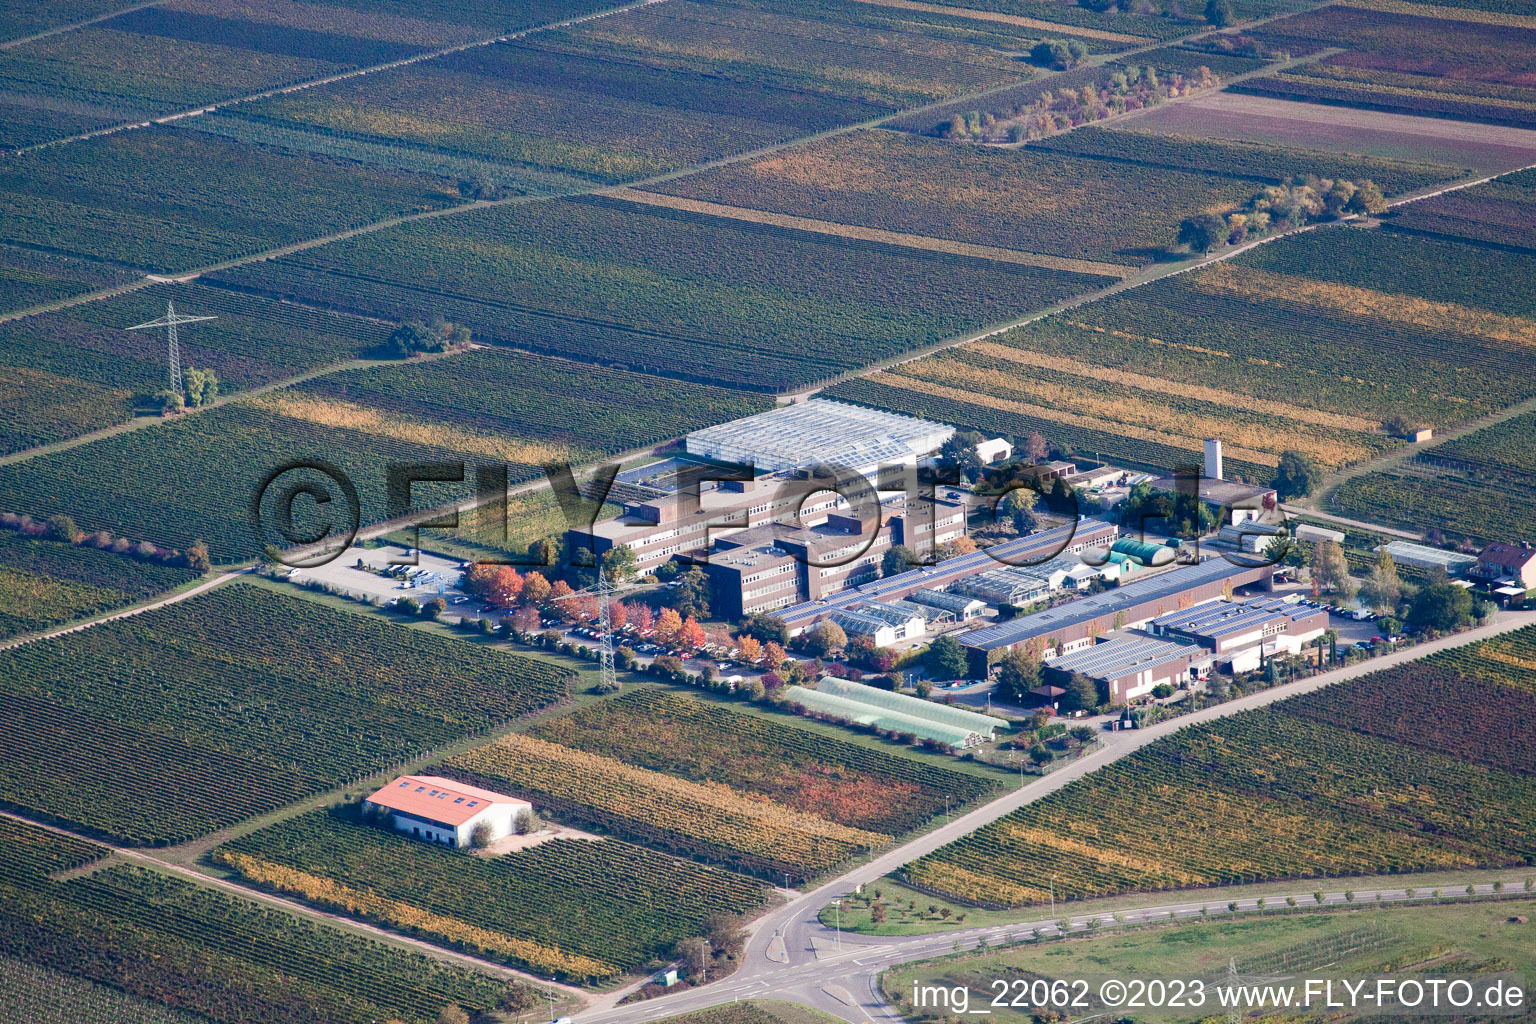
1050;874;1056;922
832;898;842;950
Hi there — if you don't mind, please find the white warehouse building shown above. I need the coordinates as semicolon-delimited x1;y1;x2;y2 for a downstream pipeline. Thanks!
364;774;530;849
685;399;953;479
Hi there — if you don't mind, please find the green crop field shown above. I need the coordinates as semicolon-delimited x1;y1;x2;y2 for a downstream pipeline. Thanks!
0;346;764;560
0;583;572;844
0;125;465;274
216;807;770;983
0;817;517;1024
528;689;997;836
645;129;1264;266
904;631;1536;907
210;193;1110;391
0;282;392;455
0;531;199;640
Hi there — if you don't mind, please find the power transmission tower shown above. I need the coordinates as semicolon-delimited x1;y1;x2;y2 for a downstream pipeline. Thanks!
126;300;216;395
554;565;619;692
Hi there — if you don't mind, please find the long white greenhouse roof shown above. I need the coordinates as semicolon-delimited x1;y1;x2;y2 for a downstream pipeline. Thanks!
783;687;983;748
817;677;1006;735
685;399;952;474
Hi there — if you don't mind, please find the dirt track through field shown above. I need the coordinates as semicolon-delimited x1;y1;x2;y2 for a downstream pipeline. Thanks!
847;0;1149;42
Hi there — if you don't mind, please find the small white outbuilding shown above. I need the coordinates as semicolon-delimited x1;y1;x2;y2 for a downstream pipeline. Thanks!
364;774;530;849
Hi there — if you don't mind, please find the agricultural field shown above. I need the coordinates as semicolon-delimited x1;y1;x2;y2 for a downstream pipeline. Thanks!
1387;166;1536;250
0;125;464;274
831;226;1536;480
0;583;572;844
0;346;762;560
443;731;890;881
884;901;1536;1024
643;129;1265;266
656;1002;847;1024
904;630;1536;906
1327;406;1536;543
0;243;137;317
1035;124;1462;194
394;489;622;565
215;807;770;983
0;818;518;1024
0;531;200;640
527;689;997;835
0;282;392;455
227;0;1049;187
0;0;617;149
1233;5;1536;130
0;0;125;41
0;958;207;1024
1120;92;1536;172
209;193;1111;391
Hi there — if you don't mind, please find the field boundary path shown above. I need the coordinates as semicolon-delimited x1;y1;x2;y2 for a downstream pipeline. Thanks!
573;609;1536;1017
3;0;674;158
0;2;158;49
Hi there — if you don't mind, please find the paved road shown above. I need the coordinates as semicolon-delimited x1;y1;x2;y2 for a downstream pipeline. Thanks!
582;879;1534;1024
579;609;1536;1021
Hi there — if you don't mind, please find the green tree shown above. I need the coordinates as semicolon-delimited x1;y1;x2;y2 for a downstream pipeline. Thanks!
925;635;970;681
1177;213;1227;253
1271;449;1322;500
45;514;82;544
1361;549;1402;615
1407;582;1474;633
601;544;637;583
1205;0;1233;25
993;649;1041;704
185;539;212;573
882;545;917;578
669;566;712;619
805;620;848;658
1345;179;1387;215
182;367;219;407
1061;672;1099;713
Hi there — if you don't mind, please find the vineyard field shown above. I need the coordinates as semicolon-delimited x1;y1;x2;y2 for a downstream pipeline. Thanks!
216;808;770;982
0;817;515;1024
1387;167;1536;251
528;689;996;835
0;243;136;317
830;226;1536;478
0;958;206;1024
0;346;760;559
829;341;1395;480
905;636;1536;905
0;532;199;640
0;282;392;454
1039;125;1461;194
209;194;1109;391
0;583;571;844
0;0;125;40
1232;6;1536;129
0;0;617;148
1328;465;1536;545
644;129;1263;265
443;731;890;882
0;125;463;274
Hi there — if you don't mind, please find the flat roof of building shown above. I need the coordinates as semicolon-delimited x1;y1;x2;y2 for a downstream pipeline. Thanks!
365;774;526;827
775;519;1118;628
1381;541;1479;569
686;399;951;473
1045;635;1198;681
1149;597;1319;641
1149;476;1277;507
961;557;1267;652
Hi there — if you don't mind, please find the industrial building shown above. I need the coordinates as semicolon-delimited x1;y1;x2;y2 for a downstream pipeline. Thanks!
701;495;966;620
958;557;1276;675
364;775;529;849
774;519;1120;635
1042;635;1208;703
1146;597;1326;672
1147;440;1278;525
685;399;953;478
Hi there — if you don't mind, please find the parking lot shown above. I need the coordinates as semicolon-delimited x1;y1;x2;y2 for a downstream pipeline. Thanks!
298;544;471;606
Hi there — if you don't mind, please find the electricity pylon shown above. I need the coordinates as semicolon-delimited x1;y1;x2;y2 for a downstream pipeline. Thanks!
126;300;216;395
554;565;620;692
